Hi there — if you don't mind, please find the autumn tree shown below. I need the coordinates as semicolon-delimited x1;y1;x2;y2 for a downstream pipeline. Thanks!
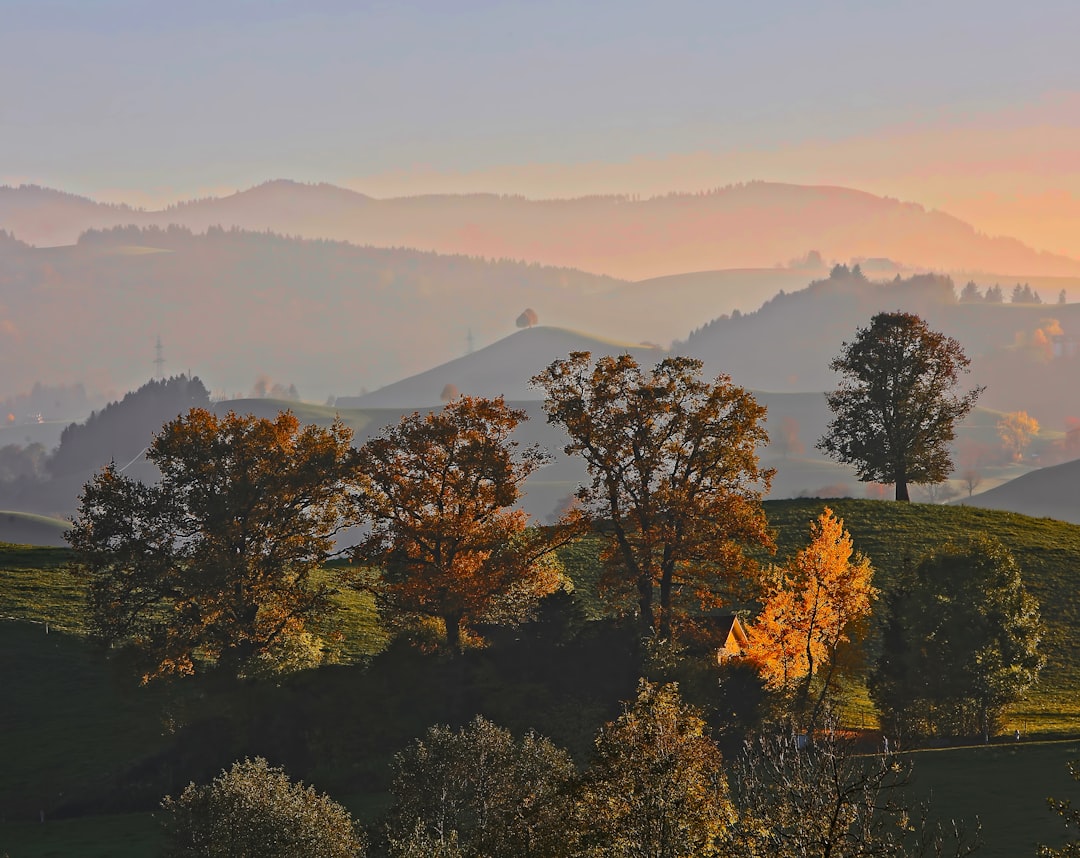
572;680;736;858
870;536;1044;741
68;409;356;681
746;507;875;726
772;415;805;459
161;757;366;857
516;308;540;328
352;396;578;650
387;716;574;858
818;312;983;501
532;352;773;640
998;410;1039;462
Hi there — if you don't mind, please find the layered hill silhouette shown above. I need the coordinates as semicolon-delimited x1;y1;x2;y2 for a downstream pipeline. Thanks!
339;326;663;409
0;226;633;402
959;458;1080;524
681;268;1080;426
4;180;1080;280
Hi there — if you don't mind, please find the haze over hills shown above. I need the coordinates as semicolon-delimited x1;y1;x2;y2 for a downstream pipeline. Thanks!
3;180;1080;281
340;326;664;410
956;458;1080;524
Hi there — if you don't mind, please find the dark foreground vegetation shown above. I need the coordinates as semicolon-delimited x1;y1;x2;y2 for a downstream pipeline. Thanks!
3;499;1080;856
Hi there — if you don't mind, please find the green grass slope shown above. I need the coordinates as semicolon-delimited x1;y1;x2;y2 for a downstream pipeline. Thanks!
765;499;1080;735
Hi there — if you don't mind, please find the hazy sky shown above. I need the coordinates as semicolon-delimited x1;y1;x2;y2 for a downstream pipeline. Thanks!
3;0;1079;253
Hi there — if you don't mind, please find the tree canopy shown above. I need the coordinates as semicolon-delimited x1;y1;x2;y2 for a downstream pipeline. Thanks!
869;535;1044;740
161;757;366;858
818;312;982;501
68;408;356;681
352;395;579;650
573;680;735;858
532;352;773;640
387;716;574;858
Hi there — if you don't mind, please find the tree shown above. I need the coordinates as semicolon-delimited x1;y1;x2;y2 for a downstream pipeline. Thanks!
730;722;979;858
1040;760;1080;857
959;281;981;302
572;680;736;858
160;757;366;857
440;383;460;402
387;716;574;858
745;508;875;726
997;410;1039;462
959;468;982;498
352;396;579;650
772;415;805;459
984;284;1004;303
818;312;983;501
516;308;540;328
68;408;355;681
1059;289;1068;306
869;536;1044;741
533;352;773;640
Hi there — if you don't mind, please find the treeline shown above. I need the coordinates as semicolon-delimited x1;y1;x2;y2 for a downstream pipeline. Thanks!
0;375;209;513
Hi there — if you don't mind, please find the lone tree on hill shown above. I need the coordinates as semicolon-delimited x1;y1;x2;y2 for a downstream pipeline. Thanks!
532;352;773;640
516;308;539;328
352;396;581;650
818;312;982;501
68;408;356;681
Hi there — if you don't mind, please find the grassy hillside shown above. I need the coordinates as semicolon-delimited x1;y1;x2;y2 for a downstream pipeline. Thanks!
765;499;1080;735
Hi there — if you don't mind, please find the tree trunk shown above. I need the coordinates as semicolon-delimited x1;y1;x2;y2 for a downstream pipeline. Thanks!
658;568;673;640
894;479;910;502
444;611;463;651
637;574;655;635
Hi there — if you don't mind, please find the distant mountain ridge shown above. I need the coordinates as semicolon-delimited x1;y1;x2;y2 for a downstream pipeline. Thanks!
2;180;1078;280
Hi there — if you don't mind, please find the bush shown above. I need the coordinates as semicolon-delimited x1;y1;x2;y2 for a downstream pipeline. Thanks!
160;757;366;857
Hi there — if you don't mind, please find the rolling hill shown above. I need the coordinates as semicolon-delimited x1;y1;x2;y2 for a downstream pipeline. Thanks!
957;457;1080;524
4;180;1080;281
340;325;662;409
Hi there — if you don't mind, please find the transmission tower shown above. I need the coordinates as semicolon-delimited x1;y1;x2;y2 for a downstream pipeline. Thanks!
154;336;166;379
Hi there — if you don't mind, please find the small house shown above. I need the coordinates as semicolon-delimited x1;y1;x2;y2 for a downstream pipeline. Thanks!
702;613;749;665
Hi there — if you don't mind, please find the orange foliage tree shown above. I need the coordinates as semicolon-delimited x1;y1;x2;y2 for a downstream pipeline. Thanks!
352;396;580;650
532;352;773;641
746;507;875;723
68;409;357;681
997;410;1040;462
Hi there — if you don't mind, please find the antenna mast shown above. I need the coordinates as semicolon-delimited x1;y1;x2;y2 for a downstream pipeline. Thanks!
154;336;166;379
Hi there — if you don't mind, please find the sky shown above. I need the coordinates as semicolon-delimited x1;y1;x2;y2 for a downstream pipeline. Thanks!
2;0;1079;254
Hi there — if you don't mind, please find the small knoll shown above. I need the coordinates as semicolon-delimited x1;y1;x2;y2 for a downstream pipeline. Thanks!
0;511;69;547
957;458;1080;524
340;325;663;410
